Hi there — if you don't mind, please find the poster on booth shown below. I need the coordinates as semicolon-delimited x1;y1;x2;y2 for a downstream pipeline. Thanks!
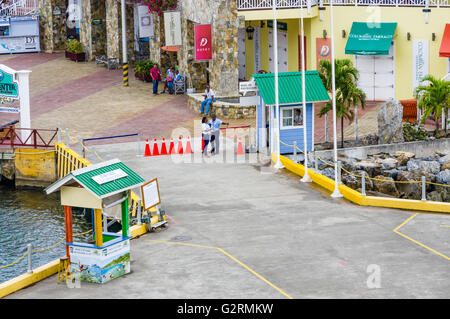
69;239;131;284
141;178;161;211
195;24;212;61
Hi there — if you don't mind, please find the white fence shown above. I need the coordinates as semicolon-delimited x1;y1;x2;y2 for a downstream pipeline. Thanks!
0;0;39;16
237;0;450;9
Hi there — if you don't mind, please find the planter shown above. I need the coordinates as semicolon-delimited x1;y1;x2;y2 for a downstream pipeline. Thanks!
65;50;86;62
134;72;152;82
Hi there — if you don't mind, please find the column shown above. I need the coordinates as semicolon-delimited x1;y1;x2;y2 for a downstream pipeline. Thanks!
79;0;93;60
94;209;103;247
106;0;120;60
121;197;129;238
64;206;73;258
39;0;53;52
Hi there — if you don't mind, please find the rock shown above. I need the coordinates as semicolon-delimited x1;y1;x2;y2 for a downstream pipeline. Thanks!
319;167;335;180
394;151;415;159
396;171;434;200
427;191;443;202
438;154;450;165
354;160;382;177
372;175;399;197
375;157;398;170
436;170;450;185
361;133;378;146
397;166;408;171
423;154;441;161
342;173;361;190
442;162;450;171
383;169;401;180
406;159;441;175
377;99;405;144
436;149;450;157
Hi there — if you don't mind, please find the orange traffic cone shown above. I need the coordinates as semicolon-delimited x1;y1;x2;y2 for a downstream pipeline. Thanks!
235;138;245;155
152;139;160;156
144;139;152;157
169;138;176;154
160;138;168;155
185;137;194;154
177;137;184;154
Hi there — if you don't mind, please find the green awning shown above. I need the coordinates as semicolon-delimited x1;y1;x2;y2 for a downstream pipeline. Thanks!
345;22;397;55
252;71;330;105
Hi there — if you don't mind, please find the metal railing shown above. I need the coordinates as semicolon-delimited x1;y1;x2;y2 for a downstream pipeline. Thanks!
237;0;450;9
0;0;39;17
0;127;58;148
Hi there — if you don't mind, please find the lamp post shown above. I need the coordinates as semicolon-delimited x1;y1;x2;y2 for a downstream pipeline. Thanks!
121;0;128;87
330;0;343;198
273;2;284;170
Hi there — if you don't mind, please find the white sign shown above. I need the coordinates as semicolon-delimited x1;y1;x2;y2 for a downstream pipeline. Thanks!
164;11;182;46
141;178;161;211
412;40;429;93
138;5;154;38
0;106;19;113
239;80;257;92
254;27;261;73
92;169;128;185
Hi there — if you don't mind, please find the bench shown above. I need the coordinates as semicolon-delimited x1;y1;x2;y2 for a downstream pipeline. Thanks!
95;55;119;70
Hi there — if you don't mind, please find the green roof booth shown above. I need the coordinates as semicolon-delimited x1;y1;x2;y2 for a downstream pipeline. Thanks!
253;71;330;155
45;159;145;284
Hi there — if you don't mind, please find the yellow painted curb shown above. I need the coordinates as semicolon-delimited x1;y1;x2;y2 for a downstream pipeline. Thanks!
273;153;450;214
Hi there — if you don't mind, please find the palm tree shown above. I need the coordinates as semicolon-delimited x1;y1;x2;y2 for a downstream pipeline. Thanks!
318;59;366;148
414;75;450;134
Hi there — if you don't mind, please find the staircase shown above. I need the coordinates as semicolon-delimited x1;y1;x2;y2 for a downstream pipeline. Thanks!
0;0;39;17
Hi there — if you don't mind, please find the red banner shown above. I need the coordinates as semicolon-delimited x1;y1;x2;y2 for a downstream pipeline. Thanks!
316;38;331;69
195;24;212;61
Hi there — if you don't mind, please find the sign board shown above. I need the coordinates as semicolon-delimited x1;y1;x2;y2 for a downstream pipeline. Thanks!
316;38;331;69
267;20;288;32
164;11;181;46
239;80;257;93
253;27;261;73
195;24;212;61
141;178;161;211
92;19;102;25
412;40;429;93
138;5;154;38
0;68;18;99
0;106;19;113
92;169;128;185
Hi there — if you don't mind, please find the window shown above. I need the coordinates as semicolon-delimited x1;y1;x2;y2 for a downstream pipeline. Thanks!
281;107;303;129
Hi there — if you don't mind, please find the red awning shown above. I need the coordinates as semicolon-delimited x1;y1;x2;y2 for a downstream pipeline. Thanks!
439;24;450;58
161;46;178;52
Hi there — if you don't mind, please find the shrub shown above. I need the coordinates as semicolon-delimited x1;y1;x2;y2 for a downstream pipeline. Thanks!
66;39;84;54
403;121;428;142
134;60;155;75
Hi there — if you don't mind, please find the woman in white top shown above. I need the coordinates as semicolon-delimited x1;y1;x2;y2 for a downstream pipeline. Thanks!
201;116;213;156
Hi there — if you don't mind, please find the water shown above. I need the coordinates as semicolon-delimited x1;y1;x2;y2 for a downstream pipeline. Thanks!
0;183;92;284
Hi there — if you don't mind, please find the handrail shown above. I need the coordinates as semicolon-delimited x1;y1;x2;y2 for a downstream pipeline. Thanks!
0;127;58;149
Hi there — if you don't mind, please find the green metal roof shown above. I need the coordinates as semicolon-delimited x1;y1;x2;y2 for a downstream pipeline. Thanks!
45;159;145;199
252;71;330;105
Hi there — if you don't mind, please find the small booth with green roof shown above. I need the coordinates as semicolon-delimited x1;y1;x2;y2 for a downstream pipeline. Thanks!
45;159;145;284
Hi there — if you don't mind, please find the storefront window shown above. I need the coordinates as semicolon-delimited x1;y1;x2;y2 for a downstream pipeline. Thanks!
281;107;303;129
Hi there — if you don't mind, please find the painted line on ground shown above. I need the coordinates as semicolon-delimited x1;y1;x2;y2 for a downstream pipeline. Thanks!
393;214;450;261
145;239;293;299
440;225;450;228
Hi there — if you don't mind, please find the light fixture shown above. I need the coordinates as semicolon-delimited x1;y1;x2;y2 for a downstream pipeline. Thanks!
246;25;255;40
323;29;327;38
342;30;346;38
432;33;436;41
407;32;411;41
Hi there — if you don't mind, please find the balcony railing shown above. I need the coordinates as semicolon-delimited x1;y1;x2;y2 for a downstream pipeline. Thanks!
237;0;450;10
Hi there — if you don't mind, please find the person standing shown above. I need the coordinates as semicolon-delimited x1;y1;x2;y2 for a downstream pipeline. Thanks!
166;68;175;94
150;64;161;95
200;85;216;115
209;113;228;155
201;116;213;157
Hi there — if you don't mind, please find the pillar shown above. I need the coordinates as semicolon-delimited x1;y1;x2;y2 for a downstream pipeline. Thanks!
64;206;73;258
149;13;161;65
80;0;93;60
94;209;103;247
106;0;120;60
121;196;129;238
39;0;53;52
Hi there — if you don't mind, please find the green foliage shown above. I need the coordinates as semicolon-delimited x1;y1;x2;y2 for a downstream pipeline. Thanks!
134;60;155;75
318;59;366;148
414;75;450;133
65;39;84;54
402;121;428;142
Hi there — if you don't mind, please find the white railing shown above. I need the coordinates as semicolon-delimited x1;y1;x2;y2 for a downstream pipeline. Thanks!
0;0;39;16
237;0;450;9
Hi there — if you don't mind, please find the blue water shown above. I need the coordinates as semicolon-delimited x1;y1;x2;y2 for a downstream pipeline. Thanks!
0;183;92;284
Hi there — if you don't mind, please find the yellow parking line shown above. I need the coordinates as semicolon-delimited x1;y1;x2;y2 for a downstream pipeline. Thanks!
146;239;293;299
440;225;450;228
393;214;450;261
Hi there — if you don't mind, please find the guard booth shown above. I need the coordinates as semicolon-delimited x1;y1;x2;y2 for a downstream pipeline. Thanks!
253;71;330;154
45;159;145;284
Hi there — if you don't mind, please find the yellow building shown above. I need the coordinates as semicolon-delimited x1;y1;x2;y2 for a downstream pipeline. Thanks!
237;1;450;101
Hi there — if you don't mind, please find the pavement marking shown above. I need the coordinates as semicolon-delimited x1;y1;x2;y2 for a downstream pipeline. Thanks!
146;239;293;299
393;214;450;261
440;225;450;228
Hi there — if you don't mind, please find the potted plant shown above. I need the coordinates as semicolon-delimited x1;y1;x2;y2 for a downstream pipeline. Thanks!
65;39;86;62
134;60;155;82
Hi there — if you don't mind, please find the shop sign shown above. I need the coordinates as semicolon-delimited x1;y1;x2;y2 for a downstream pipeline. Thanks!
163;11;181;46
138;5;154;38
267;20;288;32
195;24;212;61
0;68;18;99
0;106;19;113
412;40;429;92
239;81;257;93
92;19;102;25
0;36;39;54
92;169;128;185
316;38;331;68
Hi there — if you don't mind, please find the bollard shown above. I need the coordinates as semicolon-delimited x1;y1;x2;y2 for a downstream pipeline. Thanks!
27;244;32;274
421;176;426;201
65;128;69;146
293;141;297;163
361;172;366;197
337;161;342;185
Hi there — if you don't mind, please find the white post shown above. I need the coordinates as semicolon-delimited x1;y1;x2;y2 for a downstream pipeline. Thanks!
273;3;284;170
16;70;31;143
425;0;430;24
354;105;358;140
330;0;343;198
300;5;311;182
27;243;32;274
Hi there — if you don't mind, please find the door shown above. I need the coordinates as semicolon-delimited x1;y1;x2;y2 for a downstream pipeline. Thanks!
298;35;307;71
355;42;395;101
269;29;288;73
238;28;246;80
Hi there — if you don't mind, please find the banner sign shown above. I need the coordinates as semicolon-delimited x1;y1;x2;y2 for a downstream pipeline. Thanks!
195;24;212;61
0;36;39;54
138;5;154;38
316;38;331;69
412;40;429;93
164;11;181;46
253;27;261;73
0;68;18;99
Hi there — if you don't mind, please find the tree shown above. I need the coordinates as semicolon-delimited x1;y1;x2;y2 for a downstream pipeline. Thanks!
318;59;366;148
414;75;450;134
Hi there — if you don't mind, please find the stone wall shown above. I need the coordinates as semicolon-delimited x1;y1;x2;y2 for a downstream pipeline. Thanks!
91;0;106;57
187;94;256;119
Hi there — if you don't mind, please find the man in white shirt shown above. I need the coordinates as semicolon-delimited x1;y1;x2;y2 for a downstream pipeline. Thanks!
201;85;216;115
209;113;229;155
